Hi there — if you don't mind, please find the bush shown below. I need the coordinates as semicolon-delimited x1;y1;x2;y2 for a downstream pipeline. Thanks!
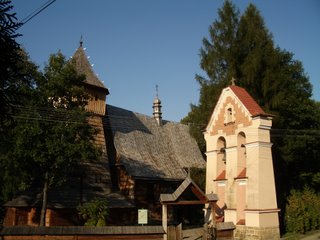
77;197;109;226
285;187;320;234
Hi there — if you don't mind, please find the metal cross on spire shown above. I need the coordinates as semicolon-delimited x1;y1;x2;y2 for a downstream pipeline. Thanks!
231;77;236;86
79;34;83;48
156;84;159;98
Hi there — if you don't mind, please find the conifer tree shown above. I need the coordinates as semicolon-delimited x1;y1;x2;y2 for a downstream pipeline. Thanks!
182;1;239;153
0;0;25;123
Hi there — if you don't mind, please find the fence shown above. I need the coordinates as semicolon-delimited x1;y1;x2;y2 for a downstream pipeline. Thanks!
167;223;182;240
0;226;164;240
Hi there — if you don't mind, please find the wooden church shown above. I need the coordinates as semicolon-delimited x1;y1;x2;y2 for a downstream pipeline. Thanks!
204;80;280;239
3;39;206;227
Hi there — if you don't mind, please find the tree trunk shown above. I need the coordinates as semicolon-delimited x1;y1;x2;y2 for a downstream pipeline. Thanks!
40;171;49;226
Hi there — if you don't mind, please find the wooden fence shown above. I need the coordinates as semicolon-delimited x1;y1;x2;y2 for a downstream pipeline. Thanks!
0;226;164;240
167;223;182;240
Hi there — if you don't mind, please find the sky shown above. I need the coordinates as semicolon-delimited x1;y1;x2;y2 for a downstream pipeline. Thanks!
12;0;320;122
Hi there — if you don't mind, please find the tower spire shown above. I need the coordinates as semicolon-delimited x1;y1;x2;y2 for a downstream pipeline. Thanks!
153;85;162;126
79;34;83;48
156;84;159;98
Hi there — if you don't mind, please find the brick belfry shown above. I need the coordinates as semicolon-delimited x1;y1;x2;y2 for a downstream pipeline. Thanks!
204;80;280;240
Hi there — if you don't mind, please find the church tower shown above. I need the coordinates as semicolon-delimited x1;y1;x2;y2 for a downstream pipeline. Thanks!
70;37;112;192
204;81;280;240
71;37;109;115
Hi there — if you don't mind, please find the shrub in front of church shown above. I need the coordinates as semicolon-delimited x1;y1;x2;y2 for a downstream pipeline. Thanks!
285;187;320;234
78;198;109;226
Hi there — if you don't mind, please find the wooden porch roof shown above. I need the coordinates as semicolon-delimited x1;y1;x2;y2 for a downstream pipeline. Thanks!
160;177;218;205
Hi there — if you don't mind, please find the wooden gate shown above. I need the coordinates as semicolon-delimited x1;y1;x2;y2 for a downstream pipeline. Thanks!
167;223;182;240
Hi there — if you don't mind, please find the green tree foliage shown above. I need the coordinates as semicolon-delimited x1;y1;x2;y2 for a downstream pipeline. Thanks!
190;167;206;192
0;0;28;123
0;51;40;202
182;1;239;153
182;1;320;233
0;52;101;226
78;198;109;226
285;188;320;234
0;1;37;210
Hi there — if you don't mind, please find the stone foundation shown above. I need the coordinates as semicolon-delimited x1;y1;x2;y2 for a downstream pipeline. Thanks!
234;225;280;240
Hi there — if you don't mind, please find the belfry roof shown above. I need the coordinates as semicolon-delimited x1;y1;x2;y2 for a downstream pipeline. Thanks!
229;85;267;117
205;83;273;132
71;41;108;92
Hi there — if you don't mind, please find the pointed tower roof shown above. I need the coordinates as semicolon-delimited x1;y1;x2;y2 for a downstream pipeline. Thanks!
72;38;109;93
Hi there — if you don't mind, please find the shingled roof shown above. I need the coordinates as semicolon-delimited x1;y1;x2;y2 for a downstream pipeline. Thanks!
71;42;108;92
229;85;268;117
105;105;205;181
160;177;218;204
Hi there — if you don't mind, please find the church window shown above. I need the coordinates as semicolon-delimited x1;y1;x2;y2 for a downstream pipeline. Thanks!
227;108;232;122
237;132;246;178
224;104;235;125
216;137;227;180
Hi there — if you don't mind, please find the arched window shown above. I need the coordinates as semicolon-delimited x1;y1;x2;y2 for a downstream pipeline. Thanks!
216;137;227;209
227;108;232;122
237;132;246;178
236;132;247;224
224;104;235;125
217;137;227;179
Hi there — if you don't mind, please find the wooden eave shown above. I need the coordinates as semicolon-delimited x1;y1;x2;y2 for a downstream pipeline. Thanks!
160;177;218;205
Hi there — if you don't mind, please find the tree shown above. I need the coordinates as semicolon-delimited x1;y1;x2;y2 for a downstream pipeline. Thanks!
78;197;109;226
0;49;40;226
0;0;27;123
1;52;101;226
285;188;320;234
182;0;239;153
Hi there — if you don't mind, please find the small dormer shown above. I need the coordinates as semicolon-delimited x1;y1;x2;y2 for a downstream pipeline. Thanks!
71;37;109;116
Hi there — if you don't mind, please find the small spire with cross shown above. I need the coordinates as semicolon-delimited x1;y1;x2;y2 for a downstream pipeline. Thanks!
231;77;236;86
153;84;162;126
156;84;159;98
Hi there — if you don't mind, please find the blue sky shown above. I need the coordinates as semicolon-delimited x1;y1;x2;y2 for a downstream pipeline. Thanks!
12;0;320;122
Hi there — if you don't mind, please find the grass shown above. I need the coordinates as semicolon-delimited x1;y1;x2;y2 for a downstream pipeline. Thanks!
282;230;320;240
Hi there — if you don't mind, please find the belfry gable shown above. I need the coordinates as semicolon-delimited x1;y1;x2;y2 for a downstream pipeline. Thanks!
206;84;271;135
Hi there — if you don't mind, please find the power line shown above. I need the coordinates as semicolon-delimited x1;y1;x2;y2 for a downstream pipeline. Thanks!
7;106;320;138
19;0;57;26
